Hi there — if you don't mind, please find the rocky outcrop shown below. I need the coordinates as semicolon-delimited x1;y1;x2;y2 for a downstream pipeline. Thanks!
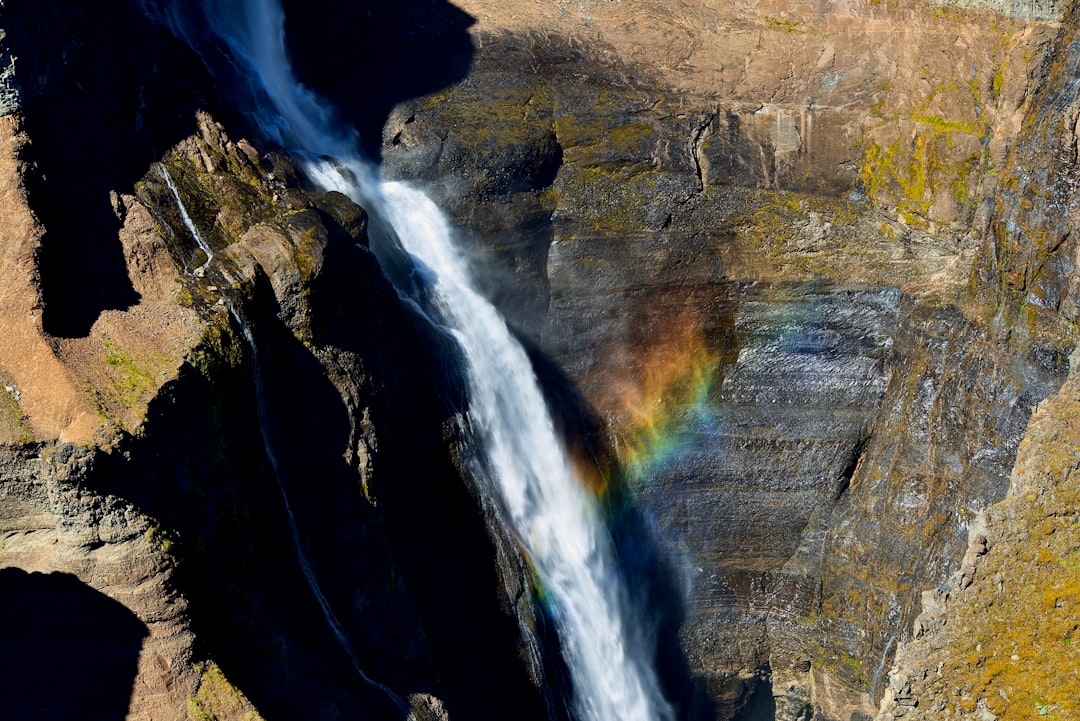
0;4;554;719
876;349;1080;721
0;443;197;719
875;8;1080;719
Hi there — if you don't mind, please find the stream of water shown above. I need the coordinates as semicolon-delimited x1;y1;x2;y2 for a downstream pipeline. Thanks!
157;163;213;272
159;156;406;710
157;2;674;718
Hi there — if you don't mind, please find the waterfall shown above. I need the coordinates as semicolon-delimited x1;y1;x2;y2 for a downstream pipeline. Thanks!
157;163;213;272
156;2;674;718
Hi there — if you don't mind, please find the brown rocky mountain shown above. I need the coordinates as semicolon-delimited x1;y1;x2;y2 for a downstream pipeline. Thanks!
0;0;1077;720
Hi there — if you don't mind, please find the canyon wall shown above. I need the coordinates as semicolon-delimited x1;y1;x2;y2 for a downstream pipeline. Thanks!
379;0;1080;719
0;0;1078;720
0;2;555;718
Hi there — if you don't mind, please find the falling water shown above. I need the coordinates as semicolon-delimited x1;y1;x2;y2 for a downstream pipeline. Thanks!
156;2;674;718
226;306;407;712
158;163;213;272
158;157;405;709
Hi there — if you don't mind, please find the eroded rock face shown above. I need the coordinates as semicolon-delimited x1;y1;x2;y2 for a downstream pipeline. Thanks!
381;1;1080;719
875;11;1080;721
875;351;1080;721
0;5;552;719
0;444;196;721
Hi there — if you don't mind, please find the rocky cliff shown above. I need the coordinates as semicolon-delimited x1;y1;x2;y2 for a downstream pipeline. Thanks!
0;2;557;719
379;0;1080;719
0;0;1078;720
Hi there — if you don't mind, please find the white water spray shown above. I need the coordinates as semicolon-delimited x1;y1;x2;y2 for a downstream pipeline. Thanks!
164;2;674;718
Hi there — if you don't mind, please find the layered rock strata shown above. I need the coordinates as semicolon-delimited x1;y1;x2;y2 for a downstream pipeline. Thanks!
876;350;1080;721
379;1;1080;718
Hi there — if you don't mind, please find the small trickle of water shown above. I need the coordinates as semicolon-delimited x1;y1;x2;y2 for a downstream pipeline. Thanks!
160;149;404;707
158;163;213;272
226;304;407;711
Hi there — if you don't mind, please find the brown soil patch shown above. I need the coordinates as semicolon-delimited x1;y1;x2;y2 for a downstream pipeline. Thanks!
0;116;200;443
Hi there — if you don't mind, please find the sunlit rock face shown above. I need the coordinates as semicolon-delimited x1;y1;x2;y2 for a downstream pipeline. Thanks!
0;0;1078;719
382;2;1080;718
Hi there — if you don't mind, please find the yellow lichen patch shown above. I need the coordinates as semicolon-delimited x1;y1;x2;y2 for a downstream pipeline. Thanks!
859;110;986;228
763;16;805;33
894;373;1080;720
857;50;1006;230
946;498;1080;720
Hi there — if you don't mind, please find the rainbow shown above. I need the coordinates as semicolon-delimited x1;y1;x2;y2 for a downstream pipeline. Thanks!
612;319;722;485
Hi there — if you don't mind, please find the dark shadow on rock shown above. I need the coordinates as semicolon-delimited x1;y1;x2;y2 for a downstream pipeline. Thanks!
3;0;215;337
281;0;476;160
90;272;422;719
94;277;402;719
519;333;719;721
0;568;148;720
307;215;556;721
87;219;555;719
732;676;777;721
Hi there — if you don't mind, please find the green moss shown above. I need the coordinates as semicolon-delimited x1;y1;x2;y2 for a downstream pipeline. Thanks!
423;84;554;151
726;188;882;281
537;185;560;211
176;285;196;308
991;64;1006;98
152;130;285;271
602;121;654;155
816;646;870;690
187;662;263;721
912;113;986;136
292;223;324;283
102;336;164;411
553;164;666;232
0;388;33;443
144;518;177;556
192;322;245;377
858;69;995;227
764;16;805;33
